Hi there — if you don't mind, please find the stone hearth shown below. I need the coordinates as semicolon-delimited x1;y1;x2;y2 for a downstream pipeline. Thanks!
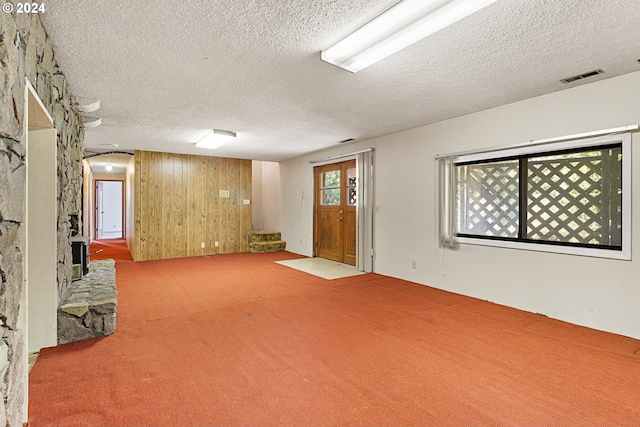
57;260;118;345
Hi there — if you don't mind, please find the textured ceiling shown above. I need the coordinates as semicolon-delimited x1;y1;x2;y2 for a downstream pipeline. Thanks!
41;0;640;163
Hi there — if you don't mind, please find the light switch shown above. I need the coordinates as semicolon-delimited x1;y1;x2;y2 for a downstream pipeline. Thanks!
219;190;230;198
243;199;250;205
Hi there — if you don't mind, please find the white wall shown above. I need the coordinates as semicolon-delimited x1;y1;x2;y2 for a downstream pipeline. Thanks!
252;161;264;230
254;162;284;234
268;70;640;339
26;128;58;353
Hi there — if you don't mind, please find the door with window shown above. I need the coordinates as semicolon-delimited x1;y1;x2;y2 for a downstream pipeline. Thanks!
314;160;357;265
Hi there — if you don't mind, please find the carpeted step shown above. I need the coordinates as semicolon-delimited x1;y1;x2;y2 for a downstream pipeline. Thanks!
249;230;282;243
249;240;287;253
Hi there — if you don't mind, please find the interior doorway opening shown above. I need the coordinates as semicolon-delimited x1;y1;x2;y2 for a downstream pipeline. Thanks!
95;180;124;239
24;79;57;423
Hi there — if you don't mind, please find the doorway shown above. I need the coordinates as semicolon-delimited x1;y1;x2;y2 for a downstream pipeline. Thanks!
314;160;357;266
95;180;123;239
24;79;58;422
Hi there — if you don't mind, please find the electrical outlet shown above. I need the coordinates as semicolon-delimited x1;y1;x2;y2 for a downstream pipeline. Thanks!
219;190;230;198
412;260;416;269
201;242;205;248
215;241;219;247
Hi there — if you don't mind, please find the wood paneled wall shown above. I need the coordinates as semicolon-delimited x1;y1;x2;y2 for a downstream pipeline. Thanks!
132;150;252;261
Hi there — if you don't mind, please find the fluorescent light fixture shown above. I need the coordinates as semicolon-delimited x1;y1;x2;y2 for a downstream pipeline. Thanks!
195;129;237;150
105;164;113;172
321;0;498;73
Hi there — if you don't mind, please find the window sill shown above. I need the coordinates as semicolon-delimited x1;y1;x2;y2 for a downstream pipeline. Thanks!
456;236;631;261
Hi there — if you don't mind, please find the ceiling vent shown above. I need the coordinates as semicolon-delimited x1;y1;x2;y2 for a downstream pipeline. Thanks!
560;69;604;84
339;138;356;144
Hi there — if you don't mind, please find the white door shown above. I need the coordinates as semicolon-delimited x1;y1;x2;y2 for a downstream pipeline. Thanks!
96;181;123;239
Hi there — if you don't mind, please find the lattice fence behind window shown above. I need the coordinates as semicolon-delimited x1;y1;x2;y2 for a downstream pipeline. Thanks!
527;147;622;245
456;160;519;237
456;148;622;246
348;176;357;206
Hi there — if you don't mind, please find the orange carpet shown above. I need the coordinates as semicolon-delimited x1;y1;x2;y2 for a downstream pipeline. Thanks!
28;240;640;426
88;238;133;262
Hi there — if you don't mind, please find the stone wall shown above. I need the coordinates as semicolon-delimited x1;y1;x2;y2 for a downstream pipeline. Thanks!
0;9;84;426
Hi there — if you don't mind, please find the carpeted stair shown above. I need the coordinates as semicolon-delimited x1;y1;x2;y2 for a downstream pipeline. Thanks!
249;230;286;253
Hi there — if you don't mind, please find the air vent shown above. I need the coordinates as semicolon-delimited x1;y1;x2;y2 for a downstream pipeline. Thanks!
338;138;355;144
561;75;582;84
560;69;604;84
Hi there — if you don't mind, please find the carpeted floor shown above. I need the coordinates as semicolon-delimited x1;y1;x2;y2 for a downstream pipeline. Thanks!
28;240;640;426
88;238;133;262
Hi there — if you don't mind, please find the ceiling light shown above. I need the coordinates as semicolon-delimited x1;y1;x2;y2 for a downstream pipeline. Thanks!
321;0;498;73
73;96;101;113
82;116;102;128
195;129;237;150
105;164;113;172
77;100;100;113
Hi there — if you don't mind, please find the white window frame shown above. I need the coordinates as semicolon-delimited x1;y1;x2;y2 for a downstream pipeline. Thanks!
438;132;632;260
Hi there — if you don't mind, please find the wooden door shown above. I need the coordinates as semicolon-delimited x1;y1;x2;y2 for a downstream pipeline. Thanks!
314;160;357;265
